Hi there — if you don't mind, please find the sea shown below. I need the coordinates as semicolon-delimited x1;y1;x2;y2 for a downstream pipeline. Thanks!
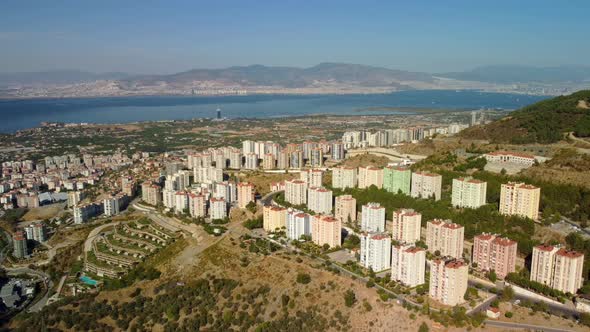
0;90;548;133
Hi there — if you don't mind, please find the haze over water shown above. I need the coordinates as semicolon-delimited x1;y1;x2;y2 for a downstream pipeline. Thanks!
0;90;546;133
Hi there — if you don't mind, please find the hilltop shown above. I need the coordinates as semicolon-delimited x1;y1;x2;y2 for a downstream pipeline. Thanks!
460;90;590;144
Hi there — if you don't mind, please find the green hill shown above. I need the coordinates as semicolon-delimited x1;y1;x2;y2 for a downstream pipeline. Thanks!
461;90;590;144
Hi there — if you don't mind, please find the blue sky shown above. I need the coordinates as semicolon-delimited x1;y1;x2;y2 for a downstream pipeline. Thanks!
1;0;589;74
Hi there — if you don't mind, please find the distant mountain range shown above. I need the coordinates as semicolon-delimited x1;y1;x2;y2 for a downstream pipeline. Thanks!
438;65;590;84
1;63;589;98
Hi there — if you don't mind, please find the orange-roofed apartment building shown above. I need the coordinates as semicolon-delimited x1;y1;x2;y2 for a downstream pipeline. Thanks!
391;244;426;287
360;232;392;272
307;187;333;214
391;209;422;244
499;182;540;221
553;249;585;294
531;244;585;294
263;205;287;232
451;177;487;209
335;195;356;223
358;166;383;189
411;172;442;201
426;219;464;259
300;169;324;188
237;182;255;208
312;215;341;248
472;233;517;279
429;259;468;306
332;166;357;189
285;179;307;205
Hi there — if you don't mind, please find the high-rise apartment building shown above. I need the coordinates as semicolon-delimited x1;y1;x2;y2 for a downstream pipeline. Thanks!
312;215;341;248
189;193;207;218
307;187;333;214
531;244;560;286
391;244;426;287
553;249;585;294
244;153;259;170
335;195;357;223
263;153;276;170
499;182;540;220
285;179;307;205
383;166;411;195
263;205;287;231
451;177;487;209
391;209;422;244
411;172;442;201
426;219;464;259
429;259;468;306
12;231;28;259
332;166;357;189
360;232;392;272
361;202;386;232
358;166;383;189
300;169;323;188
237;182;255;208
286;209;311;240
530;245;585;294
472;233;517;279
209;197;227;220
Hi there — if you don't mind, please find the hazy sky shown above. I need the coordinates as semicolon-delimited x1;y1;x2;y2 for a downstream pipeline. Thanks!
1;0;589;74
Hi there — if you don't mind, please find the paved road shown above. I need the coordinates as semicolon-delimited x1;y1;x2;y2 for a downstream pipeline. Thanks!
84;221;119;254
561;216;590;237
259;190;283;206
484;320;574;332
132;202;200;237
468;276;579;319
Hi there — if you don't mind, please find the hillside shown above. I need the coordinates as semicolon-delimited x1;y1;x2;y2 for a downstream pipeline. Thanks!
461;90;590;144
120;62;434;88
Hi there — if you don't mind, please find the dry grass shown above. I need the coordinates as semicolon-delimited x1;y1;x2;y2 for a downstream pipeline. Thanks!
340;154;390;168
22;203;66;221
238;171;297;195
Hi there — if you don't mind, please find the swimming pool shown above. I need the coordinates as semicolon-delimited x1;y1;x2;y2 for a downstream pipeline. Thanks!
80;276;99;286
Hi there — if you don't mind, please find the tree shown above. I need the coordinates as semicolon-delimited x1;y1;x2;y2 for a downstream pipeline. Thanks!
344;290;357;307
296;273;311;284
501;286;514;302
487;270;497;283
246;201;257;213
418;322;429;332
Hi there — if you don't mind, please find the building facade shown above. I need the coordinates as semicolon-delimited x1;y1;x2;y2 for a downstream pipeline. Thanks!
426;219;464;259
451;177;487;209
499;182;540;220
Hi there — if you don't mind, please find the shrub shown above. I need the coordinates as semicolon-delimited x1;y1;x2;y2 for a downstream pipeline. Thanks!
296;273;311;284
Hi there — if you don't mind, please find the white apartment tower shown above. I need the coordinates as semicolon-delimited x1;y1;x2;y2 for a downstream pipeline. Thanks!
361;202;386;232
391;244;426;287
426;219;464;259
285;179;307;205
307;187;333;214
360;232;392;272
411;172;442;201
332;166;357;189
499;182;540;220
391;209;422;244
451;177;487;208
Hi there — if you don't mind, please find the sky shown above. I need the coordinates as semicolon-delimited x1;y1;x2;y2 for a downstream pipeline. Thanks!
1;0;589;74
